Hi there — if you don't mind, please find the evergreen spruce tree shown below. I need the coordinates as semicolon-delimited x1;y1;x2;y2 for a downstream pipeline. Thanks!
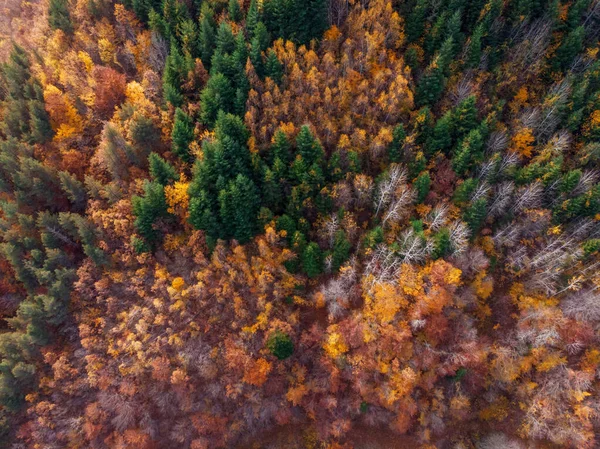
28;98;54;144
218;174;259;243
302;242;323;278
331;230;351;272
388;124;406;162
415;64;445;107
427;112;453;155
149;153;178;185
414;172;431;203
554;26;585;73
246;0;260;37
59;172;87;211
200;73;235;127
131;181;170;246
266;331;294;359
264;49;283;83
406;0;429;43
432;228;451;259
171;108;194;162
229;0;242;21
198;6;216;69
465;24;483;68
463;197;488;233
296;126;324;166
452;128;484;176
48;0;73;34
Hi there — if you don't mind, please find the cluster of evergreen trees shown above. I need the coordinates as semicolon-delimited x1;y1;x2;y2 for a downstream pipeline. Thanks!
0;49;105;421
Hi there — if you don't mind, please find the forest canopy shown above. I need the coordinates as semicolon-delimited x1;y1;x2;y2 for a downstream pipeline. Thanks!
1;0;600;447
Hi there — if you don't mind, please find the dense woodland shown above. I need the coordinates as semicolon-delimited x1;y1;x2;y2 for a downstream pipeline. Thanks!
1;0;600;447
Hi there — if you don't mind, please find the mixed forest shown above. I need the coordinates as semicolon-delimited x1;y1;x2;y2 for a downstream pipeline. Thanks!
2;0;600;447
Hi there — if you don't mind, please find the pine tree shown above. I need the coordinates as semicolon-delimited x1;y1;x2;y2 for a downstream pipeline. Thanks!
264;49;283;83
296;126;324;166
200;73;235;127
246;0;260;37
129;113;160;154
48;0;73;34
452;128;484;176
229;0;242;21
302;242;323;278
148;8;170;40
331;230;351;272
437;36;456;75
432;228;451;259
1;46;52;144
149;153;178;185
198;6;216;69
388;124;406;163
131;181;170;246
254;22;271;52
415;64;445;107
465;24;483;68
266;331;294;359
28;98;54;144
163;44;188;105
453;178;477;205
463;197;488;233
189;189;220;239
218;174;259;243
406;0;429;43
566;0;590;31
250;36;265;77
452;95;479;140
427;112;453;155
553;26;585;73
216;22;236;56
179;19;199;58
262;167;283;210
171;108;194;162
414;172;431;203
59;171;87;211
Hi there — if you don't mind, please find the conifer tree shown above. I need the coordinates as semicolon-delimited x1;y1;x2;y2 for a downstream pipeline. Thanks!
463;197;488;233
264;49;283;83
48;0;73;34
218;174;260;242
149;153;178;185
415;63;445;107
59;172;87;211
452;95;479;139
414;172;431;203
296;125;324;166
452;128;485;176
246;0;260;37
432;228;451;259
266;331;294;359
229;0;242;21
388;124;406;162
331;230;351;272
553;26;585;73
465;24;483;68
406;0;429;43
302;242;323;278
198;6;216;69
427;112;453;155
171;108;194;162
163;44;188;105
131;181;170;246
200;73;235;127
